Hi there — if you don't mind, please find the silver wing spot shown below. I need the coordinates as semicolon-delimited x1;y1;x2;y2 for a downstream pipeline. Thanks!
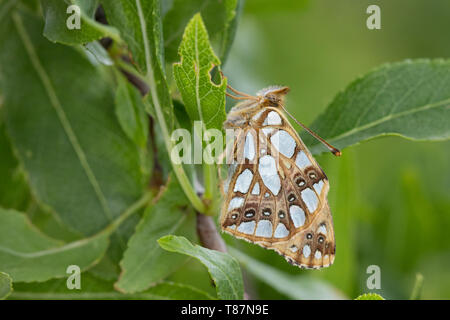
258;155;281;196
228;197;244;212
234;169;253;193
263;111;282;125
274;223;289;238
237;221;256;235
244;132;255;161
270;130;296;158
255;220;273;237
301;188;318;213
289;205;306;228
295;151;312;169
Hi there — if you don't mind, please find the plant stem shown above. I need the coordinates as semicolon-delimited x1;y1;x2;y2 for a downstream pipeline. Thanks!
196;213;250;299
196;213;227;253
410;273;424;300
203;160;217;202
115;58;148;89
134;0;206;214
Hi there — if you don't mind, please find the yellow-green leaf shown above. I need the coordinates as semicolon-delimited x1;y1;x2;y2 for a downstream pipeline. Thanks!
158;235;244;300
41;0;121;45
173;13;227;131
0;9;148;235
115;178;196;293
0;272;13;300
0;208;109;282
355;293;385;300
304;60;450;154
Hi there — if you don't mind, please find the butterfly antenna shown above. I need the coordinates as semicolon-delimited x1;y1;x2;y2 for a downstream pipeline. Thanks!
226;85;254;98
281;105;342;156
226;92;253;100
220;71;258;101
226;85;258;101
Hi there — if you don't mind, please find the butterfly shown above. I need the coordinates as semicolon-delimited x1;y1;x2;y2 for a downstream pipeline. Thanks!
219;84;341;269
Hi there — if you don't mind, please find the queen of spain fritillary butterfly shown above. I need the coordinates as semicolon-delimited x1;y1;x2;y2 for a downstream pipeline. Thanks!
220;85;341;269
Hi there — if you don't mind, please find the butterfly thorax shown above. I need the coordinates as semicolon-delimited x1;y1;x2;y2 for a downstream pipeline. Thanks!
224;86;290;129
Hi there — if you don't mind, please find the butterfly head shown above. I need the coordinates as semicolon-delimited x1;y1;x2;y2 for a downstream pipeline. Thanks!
256;86;290;107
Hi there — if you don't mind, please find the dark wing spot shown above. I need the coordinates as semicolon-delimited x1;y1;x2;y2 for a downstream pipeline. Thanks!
245;209;255;218
295;176;306;187
262;208;272;216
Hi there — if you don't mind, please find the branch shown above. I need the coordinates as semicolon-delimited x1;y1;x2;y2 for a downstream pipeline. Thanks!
196;213;227;253
196;212;250;299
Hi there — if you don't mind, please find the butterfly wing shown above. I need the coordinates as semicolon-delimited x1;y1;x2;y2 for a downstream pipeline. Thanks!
220;107;335;268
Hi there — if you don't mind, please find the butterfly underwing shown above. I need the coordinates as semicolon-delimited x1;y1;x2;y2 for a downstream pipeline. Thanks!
220;86;336;269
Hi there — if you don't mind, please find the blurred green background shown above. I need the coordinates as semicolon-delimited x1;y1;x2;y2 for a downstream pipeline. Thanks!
171;0;450;299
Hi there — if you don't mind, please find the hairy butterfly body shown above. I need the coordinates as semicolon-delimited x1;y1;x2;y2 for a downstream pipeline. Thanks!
220;86;336;269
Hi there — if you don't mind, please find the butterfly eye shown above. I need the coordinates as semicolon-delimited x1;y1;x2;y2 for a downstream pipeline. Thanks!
295;177;306;187
288;194;296;202
262;208;271;216
245;209;255;218
278;210;286;219
306;233;313;240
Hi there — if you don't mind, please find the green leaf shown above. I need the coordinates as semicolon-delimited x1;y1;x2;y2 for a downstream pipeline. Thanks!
304;60;450;154
0;9;148;235
355;293;385;300
41;0;121;45
100;0;163;75
18;0;41;13
0;272;13;300
115;177;196;293
142;281;215;300
229;247;346;300
101;0;175;131
87;254;120;281
115;73;149;148
84;41;114;66
163;0;241;63
0;208;109;282
0;119;82;243
26;202;83;243
10;273;214;300
0;116;82;242
0;122;29;211
173;13;227;131
158;235;244;300
101;0;206;214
